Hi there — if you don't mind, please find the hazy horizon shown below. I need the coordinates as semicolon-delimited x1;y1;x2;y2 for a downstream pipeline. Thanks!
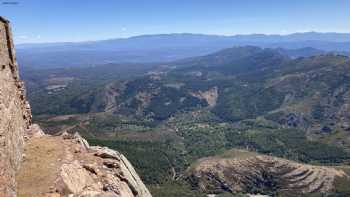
1;0;350;44
13;31;350;45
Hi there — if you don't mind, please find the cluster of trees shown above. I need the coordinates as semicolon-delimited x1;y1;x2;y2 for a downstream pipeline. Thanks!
225;128;350;164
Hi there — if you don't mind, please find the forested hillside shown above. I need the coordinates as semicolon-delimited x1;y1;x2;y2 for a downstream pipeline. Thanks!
24;46;350;197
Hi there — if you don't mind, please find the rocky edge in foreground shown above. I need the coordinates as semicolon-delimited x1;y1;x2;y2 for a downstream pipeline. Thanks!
0;16;152;197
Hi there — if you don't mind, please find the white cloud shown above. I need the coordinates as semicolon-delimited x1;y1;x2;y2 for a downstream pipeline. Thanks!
121;27;127;32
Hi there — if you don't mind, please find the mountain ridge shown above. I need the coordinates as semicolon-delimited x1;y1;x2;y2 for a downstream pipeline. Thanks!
16;32;350;47
15;32;350;69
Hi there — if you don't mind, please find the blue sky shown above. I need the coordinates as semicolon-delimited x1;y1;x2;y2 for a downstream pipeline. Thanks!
1;0;350;44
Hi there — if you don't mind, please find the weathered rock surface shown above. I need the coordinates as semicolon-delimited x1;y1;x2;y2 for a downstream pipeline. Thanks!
0;16;32;197
25;124;45;138
0;17;152;197
187;152;348;196
16;133;152;197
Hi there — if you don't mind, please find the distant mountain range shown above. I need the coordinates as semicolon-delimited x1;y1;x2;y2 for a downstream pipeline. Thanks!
16;32;350;69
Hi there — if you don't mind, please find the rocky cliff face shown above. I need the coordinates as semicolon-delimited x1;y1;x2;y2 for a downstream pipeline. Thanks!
0;17;32;197
0;17;152;197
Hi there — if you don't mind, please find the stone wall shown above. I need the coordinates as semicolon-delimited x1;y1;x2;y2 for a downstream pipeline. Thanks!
0;17;32;197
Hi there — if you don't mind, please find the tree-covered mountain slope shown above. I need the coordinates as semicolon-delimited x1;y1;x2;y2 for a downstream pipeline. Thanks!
26;46;350;196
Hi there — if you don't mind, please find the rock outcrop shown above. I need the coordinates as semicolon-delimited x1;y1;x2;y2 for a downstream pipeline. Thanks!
0;17;151;197
16;132;152;197
187;151;348;196
0;16;32;197
190;87;218;107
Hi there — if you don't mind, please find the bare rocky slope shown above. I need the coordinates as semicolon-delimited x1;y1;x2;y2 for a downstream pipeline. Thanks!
187;150;349;197
0;17;152;197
